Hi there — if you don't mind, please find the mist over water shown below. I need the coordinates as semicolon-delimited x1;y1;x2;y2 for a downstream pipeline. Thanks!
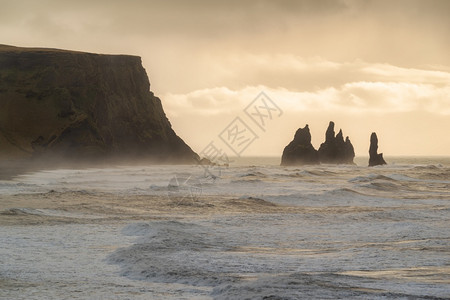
1;157;449;299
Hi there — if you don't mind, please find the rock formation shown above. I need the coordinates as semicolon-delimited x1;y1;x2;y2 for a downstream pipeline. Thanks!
317;121;355;164
0;44;198;163
368;132;386;166
281;125;319;166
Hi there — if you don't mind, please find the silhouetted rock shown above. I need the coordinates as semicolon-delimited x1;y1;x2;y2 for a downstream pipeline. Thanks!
344;137;355;163
0;44;198;163
369;132;386;166
318;121;355;164
281;125;319;166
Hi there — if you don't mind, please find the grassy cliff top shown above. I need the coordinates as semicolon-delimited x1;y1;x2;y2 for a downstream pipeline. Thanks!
0;44;139;58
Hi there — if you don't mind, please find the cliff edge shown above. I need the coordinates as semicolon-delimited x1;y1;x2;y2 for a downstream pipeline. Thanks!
0;44;198;163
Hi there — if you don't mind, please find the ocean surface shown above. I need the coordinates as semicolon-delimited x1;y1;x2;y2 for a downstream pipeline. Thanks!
1;157;449;299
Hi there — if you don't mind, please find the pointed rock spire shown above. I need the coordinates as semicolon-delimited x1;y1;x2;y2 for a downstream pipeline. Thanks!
369;132;387;166
318;121;355;164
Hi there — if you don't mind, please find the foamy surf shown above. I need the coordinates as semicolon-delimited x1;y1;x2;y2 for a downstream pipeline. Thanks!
1;157;449;299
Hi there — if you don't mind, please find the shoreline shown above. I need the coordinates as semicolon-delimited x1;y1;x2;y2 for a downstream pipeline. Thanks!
0;160;41;180
1;156;449;180
0;158;201;180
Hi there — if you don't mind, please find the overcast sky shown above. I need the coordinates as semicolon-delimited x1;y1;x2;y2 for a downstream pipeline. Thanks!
1;0;449;157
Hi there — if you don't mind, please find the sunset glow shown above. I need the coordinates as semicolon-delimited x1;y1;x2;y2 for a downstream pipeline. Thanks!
2;0;449;156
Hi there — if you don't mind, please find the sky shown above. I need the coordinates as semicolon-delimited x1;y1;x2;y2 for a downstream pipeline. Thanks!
1;0;449;157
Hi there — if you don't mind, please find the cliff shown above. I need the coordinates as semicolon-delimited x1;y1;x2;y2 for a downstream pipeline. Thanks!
0;44;198;163
281;124;319;166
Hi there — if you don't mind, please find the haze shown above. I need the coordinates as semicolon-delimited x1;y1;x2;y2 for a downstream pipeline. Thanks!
1;0;449;157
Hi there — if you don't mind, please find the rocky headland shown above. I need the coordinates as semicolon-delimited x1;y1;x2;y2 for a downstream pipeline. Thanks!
0;44;198;163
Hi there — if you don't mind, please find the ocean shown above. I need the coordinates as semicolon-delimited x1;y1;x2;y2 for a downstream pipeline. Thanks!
0;157;449;299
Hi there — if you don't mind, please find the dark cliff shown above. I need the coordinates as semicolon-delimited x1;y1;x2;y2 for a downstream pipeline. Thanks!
0;45;198;163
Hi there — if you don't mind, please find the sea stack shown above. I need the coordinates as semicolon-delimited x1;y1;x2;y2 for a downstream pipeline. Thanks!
0;44;198;163
368;132;387;166
317;121;355;164
281;125;319;166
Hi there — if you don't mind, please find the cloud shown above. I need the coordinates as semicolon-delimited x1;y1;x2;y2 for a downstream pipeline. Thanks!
163;82;450;156
360;64;450;85
163;80;450;156
337;82;450;114
164;82;450;116
1;0;449;156
2;0;449;95
2;0;449;67
163;58;450;116
156;54;450;94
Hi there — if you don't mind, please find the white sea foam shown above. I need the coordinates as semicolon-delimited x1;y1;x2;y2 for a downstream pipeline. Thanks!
1;157;449;299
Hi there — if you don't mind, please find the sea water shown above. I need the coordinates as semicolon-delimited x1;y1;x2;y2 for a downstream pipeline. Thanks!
0;157;449;299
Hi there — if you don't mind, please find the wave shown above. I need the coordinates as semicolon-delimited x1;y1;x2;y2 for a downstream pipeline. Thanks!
349;174;396;183
0;207;104;219
415;168;450;181
210;272;438;300
0;181;41;194
360;181;401;192
108;221;240;286
308;170;337;176
238;171;267;178
413;164;442;171
149;184;168;191
230;179;263;184
387;174;423;182
327;187;369;197
121;221;186;237
0;207;47;216
348;173;433;194
281;169;338;178
264;188;392;207
284;170;312;178
226;196;278;207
